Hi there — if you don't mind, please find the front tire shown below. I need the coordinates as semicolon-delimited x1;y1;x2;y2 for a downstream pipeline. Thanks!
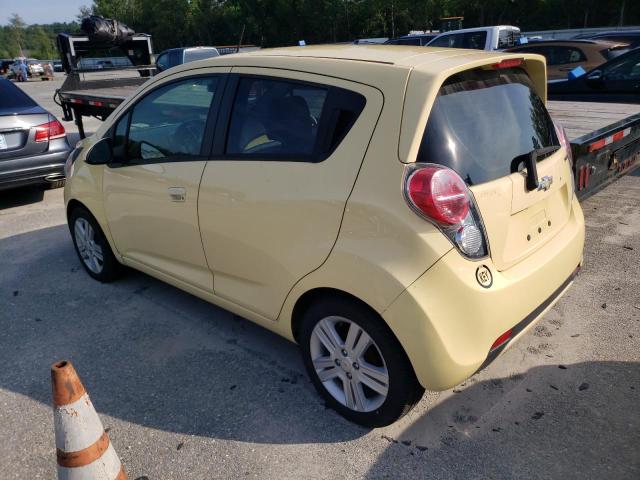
69;206;121;282
300;296;424;427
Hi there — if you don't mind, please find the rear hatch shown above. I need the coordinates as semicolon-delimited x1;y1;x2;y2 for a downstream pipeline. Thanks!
417;64;573;271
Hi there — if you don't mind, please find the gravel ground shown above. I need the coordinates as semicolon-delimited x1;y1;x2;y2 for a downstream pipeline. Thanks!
0;78;638;479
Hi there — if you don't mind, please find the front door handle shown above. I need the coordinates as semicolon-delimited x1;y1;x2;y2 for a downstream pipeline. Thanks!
168;187;186;202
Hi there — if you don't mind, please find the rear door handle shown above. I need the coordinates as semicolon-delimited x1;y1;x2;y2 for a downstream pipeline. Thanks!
168;187;186;202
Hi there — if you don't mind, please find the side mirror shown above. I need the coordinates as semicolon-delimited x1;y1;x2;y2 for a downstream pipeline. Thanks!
85;138;113;165
587;70;603;82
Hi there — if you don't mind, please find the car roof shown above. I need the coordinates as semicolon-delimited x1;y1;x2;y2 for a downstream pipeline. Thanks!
511;39;627;48
237;44;508;66
433;25;520;34
592;31;640;36
520;39;623;45
395;33;437;39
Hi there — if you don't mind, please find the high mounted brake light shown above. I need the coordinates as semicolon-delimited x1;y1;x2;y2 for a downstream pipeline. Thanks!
490;58;524;69
403;164;489;259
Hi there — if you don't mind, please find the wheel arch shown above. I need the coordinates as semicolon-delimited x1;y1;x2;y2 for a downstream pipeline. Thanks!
66;198;89;221
65;197;122;261
290;287;405;351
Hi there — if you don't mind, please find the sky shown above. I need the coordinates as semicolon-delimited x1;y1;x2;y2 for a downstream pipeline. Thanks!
2;0;89;25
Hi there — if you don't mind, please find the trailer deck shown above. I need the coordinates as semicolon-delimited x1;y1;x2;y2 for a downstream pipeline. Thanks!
547;100;640;140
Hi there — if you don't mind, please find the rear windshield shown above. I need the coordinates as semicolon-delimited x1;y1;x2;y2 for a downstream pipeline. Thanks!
0;80;37;109
417;68;558;185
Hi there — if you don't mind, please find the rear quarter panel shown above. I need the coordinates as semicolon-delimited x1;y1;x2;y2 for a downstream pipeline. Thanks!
277;64;452;337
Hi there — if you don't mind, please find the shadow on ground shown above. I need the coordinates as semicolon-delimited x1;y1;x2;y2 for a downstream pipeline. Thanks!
0;225;368;444
2;224;638;474
0;186;45;209
365;360;639;479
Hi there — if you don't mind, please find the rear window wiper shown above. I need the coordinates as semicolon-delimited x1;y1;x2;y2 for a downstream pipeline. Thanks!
511;145;560;191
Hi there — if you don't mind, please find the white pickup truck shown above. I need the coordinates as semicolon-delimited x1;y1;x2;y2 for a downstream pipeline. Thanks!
427;25;521;51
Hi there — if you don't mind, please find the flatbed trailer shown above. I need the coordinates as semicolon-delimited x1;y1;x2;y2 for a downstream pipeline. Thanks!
54;33;155;138
548;101;640;200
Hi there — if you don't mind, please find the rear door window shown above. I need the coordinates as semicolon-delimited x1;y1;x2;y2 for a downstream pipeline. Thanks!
417;68;558;185
225;76;365;160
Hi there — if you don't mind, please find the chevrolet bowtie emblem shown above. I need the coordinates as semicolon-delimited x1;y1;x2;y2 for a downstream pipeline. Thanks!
537;175;553;191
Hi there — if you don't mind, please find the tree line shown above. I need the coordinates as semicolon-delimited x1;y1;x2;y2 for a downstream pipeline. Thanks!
1;0;638;59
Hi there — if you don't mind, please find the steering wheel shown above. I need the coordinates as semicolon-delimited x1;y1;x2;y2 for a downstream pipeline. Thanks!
172;119;206;155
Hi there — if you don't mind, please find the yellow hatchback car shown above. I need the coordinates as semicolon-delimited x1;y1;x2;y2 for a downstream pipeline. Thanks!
64;46;585;427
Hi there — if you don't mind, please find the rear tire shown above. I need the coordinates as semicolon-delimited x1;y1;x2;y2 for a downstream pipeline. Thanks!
69;206;121;282
300;296;424;427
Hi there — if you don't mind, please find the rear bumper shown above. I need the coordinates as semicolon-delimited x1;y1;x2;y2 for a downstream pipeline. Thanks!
0;149;69;190
382;196;585;391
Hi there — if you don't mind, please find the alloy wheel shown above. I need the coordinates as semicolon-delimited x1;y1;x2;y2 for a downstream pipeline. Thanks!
74;217;104;274
309;316;389;412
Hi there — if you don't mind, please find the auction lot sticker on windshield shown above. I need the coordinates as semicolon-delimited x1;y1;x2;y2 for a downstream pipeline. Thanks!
0;134;8;150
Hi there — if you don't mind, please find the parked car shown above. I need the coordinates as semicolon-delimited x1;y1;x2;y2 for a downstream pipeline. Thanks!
1;59;13;74
9;58;44;78
64;46;584;427
53;60;63;72
506;40;629;80
574;30;640;49
155;46;220;72
427;25;521;51
0;78;71;190
385;33;438;46
548;47;640;103
27;60;44;76
96;60;115;69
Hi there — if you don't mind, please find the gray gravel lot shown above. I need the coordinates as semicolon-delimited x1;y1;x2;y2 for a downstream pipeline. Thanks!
0;78;639;479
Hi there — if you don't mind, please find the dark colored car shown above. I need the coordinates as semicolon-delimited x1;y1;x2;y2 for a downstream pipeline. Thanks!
0;78;71;190
574;31;640;49
548;47;640;103
506;40;629;80
53;60;63;72
385;34;438;46
1;59;13;74
155;47;220;72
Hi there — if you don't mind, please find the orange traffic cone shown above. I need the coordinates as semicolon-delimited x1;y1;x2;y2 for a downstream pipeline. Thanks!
51;360;127;480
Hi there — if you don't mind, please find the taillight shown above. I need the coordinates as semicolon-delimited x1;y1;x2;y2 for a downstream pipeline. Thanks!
404;164;488;258
554;122;572;165
554;121;575;198
407;167;469;224
34;120;66;143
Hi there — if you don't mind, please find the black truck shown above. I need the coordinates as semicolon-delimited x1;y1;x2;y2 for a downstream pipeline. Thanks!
55;32;155;138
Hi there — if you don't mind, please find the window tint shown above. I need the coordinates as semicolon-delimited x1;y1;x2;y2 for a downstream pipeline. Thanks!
0;79;37;109
603;50;640;80
418;68;558;185
392;38;421;46
126;77;217;162
429;31;487;50
168;50;181;67
226;77;328;156
156;53;169;70
549;47;585;65
184;48;220;62
498;29;521;49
